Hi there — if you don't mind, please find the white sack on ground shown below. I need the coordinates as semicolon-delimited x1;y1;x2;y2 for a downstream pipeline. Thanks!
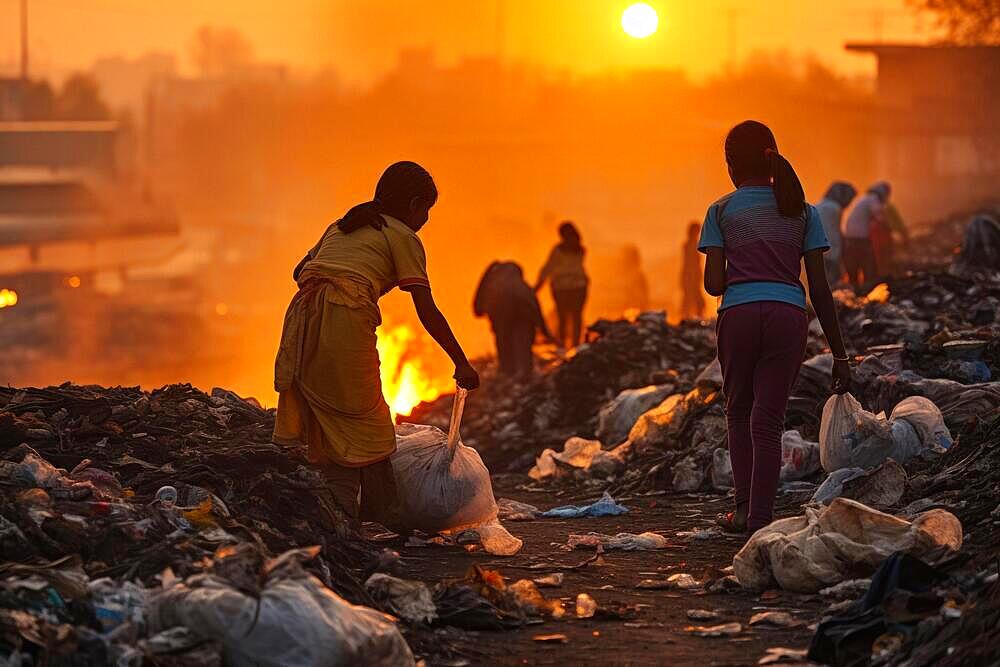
148;555;414;667
528;437;627;481
819;393;945;472
596;384;675;446
392;423;498;532
733;497;962;593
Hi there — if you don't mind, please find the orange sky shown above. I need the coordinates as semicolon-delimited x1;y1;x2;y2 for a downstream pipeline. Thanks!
1;0;935;82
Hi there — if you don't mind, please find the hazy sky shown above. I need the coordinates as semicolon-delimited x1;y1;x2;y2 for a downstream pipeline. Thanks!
1;0;934;82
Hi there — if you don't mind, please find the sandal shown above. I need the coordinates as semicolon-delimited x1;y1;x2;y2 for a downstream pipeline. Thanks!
715;511;748;534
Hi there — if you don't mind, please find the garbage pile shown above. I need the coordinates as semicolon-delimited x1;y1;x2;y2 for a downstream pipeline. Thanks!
408;313;718;469
0;383;403;663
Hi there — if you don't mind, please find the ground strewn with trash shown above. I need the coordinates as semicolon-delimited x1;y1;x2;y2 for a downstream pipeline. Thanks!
1;211;999;665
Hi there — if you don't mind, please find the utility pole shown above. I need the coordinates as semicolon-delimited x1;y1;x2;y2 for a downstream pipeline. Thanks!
495;0;507;64
20;0;29;80
726;7;745;68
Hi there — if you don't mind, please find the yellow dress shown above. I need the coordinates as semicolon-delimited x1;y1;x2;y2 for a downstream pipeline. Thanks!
272;215;430;466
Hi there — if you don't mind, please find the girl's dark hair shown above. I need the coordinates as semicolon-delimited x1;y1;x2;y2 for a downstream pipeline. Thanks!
724;120;806;220
558;221;584;254
338;161;438;233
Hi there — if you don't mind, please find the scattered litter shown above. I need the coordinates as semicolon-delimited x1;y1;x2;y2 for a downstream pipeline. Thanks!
686;622;742;637
529;437;627;481
565;532;672;551
365;573;437;625
748;611;800;628
686;609;721;621
540;491;628;518
497;498;540;521
758;647;809;665
811;459;907;508
575;593;597;618
532;633;568;643
532;573;564;588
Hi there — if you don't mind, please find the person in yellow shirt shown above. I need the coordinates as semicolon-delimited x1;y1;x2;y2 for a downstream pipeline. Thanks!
273;161;479;532
534;221;589;348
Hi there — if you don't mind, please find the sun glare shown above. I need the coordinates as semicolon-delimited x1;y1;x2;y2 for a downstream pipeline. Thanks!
622;3;658;39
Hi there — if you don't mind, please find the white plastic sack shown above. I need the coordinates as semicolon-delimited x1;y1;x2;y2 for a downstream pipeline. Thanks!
779;431;821;481
819;393;938;472
148;563;414;666
819;393;866;472
391;389;498;533
596;384;674;446
890;396;953;450
733;497;962;593
528;437;626;481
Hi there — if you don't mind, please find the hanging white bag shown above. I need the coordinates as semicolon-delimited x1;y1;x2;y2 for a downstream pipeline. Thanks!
391;388;499;534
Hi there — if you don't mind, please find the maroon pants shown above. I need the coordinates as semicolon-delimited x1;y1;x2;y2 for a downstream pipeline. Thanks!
717;301;807;531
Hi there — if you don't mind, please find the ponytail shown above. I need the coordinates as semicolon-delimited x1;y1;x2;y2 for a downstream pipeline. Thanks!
765;148;806;220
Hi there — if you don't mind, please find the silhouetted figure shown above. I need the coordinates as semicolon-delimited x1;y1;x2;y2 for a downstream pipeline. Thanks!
814;181;857;285
842;183;883;291
619;244;651;313
474;261;552;378
680;222;705;319
535;221;589;348
868;182;908;280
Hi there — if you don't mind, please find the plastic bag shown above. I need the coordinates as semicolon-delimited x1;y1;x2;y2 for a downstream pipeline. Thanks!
528;437;625;481
596;384;674;446
391;389;498;533
819;393;939;472
779;431;821;481
733;498;962;593
889;396;952;450
148;558;414;666
819;393;867;472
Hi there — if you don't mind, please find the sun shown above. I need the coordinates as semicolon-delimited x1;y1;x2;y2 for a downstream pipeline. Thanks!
622;3;658;39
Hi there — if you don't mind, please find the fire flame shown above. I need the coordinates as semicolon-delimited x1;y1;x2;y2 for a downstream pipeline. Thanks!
377;324;452;418
0;289;18;309
865;283;890;304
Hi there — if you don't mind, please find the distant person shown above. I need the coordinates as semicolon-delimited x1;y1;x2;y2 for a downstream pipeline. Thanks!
620;244;651;313
474;261;554;378
535;221;589;348
272;161;479;533
842;182;883;290
699;120;851;536
814;181;857;285
867;181;908;280
680;221;706;319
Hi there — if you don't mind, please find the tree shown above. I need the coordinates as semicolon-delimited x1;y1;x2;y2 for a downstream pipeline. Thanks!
908;0;1000;44
190;26;254;78
54;73;111;120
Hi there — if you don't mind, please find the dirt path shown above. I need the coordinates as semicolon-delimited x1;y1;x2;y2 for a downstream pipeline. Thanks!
392;476;825;666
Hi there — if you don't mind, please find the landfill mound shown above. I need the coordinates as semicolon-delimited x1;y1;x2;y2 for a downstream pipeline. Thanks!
0;383;398;663
408;313;717;470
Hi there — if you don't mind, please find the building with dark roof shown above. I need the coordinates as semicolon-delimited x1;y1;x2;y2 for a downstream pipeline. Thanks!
846;43;1000;221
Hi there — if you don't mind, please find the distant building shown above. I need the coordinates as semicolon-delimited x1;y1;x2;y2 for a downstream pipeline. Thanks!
846;43;1000;221
0;121;119;173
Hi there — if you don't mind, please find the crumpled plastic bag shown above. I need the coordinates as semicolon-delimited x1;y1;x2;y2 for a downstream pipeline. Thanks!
779;430;821;481
364;574;436;625
540;491;628;519
627;386;718;452
148;550;414;667
391;390;498;534
596;384;675;446
819;393;944;472
497;498;540;521
733;497;962;593
810;459;906;508
528;437;627;481
565;531;671;551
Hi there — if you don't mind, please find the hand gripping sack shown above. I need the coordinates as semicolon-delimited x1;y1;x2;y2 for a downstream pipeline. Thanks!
391;389;498;533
